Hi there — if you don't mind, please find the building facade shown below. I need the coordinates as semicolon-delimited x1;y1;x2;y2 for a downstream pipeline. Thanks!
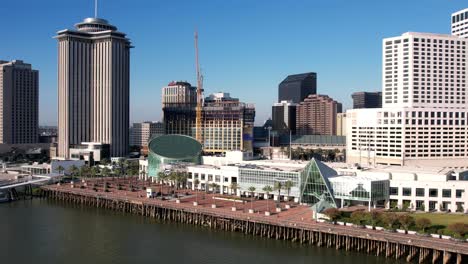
296;94;342;135
0;60;38;144
351;91;382;109
162;81;197;137
451;8;468;38
336;113;347;136
130;121;164;147
202;92;255;153
278;72;317;103
56;17;131;158
272;100;297;135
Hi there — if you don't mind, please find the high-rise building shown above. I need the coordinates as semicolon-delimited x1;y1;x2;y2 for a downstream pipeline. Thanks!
162;81;197;136
0;60;38;144
351;92;382;109
451;8;468;38
202;92;255;153
347;9;468;167
130;121;165;147
278;72;317;103
336;113;347;136
56;17;132;158
272;100;297;134
296;94;342;135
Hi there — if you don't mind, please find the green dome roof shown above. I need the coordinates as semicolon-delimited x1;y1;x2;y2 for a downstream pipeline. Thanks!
148;134;202;159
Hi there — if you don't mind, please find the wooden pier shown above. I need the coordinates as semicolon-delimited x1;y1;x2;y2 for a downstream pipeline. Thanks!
40;181;467;264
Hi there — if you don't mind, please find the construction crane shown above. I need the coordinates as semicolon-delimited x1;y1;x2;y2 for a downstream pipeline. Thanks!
194;30;204;144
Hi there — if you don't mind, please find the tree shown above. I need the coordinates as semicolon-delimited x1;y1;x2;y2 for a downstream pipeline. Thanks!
273;181;283;207
284;180;294;201
210;182;218;194
90;166;99;179
369;210;382;228
398;214;415;233
114;168;122;178
323;208;341;224
157;172;166;199
415;217;431;233
68;165;79;182
56;165;65;181
350;210;368;226
230;183;239;208
194;179;200;204
262;185;273;213
101;167;111;178
248;186;256;211
447;222;468;239
382;213;399;230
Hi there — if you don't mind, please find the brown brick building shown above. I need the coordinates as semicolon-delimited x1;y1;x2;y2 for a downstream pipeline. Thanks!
296;94;342;135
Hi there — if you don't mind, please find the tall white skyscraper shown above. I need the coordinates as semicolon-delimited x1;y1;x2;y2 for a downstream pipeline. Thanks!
451;8;468;38
55;17;132;158
347;9;468;168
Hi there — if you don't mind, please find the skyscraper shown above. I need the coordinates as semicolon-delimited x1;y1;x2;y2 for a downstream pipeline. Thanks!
272;100;297;134
351;91;382;109
451;8;468;38
130;121;165;147
162;81;197;136
278;72;317;103
0;60;38;144
296;94;342;135
56;17;132;158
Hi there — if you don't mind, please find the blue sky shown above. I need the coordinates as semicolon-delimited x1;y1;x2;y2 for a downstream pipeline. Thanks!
1;0;466;125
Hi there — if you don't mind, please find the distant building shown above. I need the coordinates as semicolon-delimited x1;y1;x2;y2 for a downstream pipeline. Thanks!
336;113;346;136
56;17;132;158
130;121;164;147
202;92;255;153
162;81;197;137
278;72;317;103
296;94;342;135
0;60;38;144
351;91;382;109
272;100;297;135
452;8;468;37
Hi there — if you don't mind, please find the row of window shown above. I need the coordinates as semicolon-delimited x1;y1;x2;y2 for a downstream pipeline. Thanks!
390;187;464;198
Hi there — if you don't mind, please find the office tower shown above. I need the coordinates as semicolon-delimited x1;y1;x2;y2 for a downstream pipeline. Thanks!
451;8;468;38
272;100;297;134
336;113;347;136
0;60;38;144
347;24;468;167
296;94;342;135
56;17;132;158
162;81;197;136
278;72;317;103
130;121;165;147
202;92;255;153
351;91;382;109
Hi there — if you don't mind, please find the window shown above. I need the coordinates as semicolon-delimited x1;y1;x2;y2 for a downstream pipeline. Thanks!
208;174;213;181
390;187;398;195
429;188;438;197
402;188;412;196
456;189;464;198
416;188;425;197
201;174;205;180
442;189;452;198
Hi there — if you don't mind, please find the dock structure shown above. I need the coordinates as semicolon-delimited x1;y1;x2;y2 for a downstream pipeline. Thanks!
41;179;467;264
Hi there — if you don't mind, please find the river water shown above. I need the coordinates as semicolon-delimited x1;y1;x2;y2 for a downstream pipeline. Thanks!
1;200;401;264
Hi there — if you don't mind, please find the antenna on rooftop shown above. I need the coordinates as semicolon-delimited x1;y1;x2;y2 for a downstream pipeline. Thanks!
94;0;98;18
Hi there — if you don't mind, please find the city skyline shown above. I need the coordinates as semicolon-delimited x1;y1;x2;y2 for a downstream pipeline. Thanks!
1;0;467;125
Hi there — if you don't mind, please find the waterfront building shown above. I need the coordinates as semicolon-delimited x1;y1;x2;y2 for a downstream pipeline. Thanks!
272;100;297;135
296;94;342;136
130;121;164;147
0;60;38;144
351;92;382;109
145;134;202;178
56;17;132;158
336;113;347;136
202;92;255;153
162;81;197;137
347;10;468;167
278;72;317;104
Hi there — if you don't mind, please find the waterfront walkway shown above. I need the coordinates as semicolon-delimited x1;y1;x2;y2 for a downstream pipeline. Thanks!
42;178;468;256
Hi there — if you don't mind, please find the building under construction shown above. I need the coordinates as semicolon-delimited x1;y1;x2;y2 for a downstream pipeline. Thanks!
162;81;197;137
202;92;255;153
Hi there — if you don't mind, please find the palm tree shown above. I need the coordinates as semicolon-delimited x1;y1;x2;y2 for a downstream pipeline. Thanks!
194;179;200;204
157;172;166;199
273;181;283;207
230;183;239;208
80;166;90;180
90;166;99;179
210;183;219;206
284;180;294;201
262;185;273;213
248;186;256;211
56;165;65;182
101;167;111;178
178;172;188;189
68;165;79;182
